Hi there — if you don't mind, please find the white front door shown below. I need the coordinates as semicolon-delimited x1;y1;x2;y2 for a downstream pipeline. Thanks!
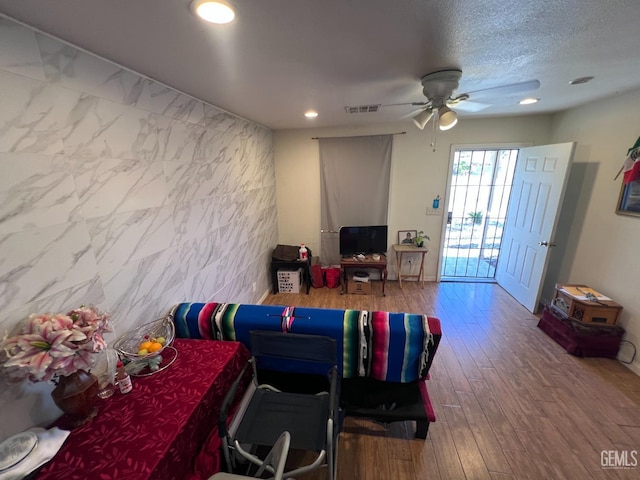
495;142;576;312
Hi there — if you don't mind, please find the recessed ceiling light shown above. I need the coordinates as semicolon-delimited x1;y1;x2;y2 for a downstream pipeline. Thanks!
519;97;539;105
305;111;318;119
193;1;235;24
569;76;594;85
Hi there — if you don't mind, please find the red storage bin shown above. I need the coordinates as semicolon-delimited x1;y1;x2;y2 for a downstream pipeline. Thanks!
311;264;325;288
323;267;341;289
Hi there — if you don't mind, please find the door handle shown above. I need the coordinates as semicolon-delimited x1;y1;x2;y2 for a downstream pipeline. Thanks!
538;241;557;247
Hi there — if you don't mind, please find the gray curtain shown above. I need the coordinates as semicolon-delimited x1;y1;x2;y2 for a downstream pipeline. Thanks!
319;134;392;266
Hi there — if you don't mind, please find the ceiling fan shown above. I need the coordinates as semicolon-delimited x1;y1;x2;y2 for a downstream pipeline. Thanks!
388;69;541;131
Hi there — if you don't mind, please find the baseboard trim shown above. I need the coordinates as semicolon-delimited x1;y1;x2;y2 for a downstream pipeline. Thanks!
622;359;640;376
257;289;270;304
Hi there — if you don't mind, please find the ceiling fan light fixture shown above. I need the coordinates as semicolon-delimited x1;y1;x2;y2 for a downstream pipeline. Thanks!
519;97;539;105
304;110;318;119
412;109;433;130
193;1;235;24
438;106;457;131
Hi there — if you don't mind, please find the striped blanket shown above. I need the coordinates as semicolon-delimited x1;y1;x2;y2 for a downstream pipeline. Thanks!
170;302;437;383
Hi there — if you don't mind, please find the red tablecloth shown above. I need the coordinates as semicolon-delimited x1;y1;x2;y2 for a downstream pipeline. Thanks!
36;339;250;480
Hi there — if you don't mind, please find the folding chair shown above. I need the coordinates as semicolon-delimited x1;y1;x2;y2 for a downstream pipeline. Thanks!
219;331;339;480
209;430;290;479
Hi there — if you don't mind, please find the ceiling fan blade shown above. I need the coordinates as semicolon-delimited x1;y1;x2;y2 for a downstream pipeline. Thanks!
381;101;432;118
400;106;429;119
450;100;491;113
462;79;540;99
383;101;430;108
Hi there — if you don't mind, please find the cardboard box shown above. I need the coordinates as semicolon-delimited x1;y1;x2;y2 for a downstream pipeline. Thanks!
347;276;372;295
277;269;303;293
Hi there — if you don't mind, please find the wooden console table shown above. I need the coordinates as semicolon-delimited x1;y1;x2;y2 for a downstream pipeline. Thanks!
393;244;428;288
340;254;387;296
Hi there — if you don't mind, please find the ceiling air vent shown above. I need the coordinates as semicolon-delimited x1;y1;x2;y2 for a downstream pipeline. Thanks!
344;104;381;114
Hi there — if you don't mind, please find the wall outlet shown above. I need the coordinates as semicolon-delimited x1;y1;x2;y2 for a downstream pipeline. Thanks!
426;208;441;216
252;282;257;292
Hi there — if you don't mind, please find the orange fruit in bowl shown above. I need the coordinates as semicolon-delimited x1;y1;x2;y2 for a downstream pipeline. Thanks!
140;341;153;351
148;342;163;353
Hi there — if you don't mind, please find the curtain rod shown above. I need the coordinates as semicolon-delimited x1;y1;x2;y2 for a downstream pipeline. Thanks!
311;131;406;140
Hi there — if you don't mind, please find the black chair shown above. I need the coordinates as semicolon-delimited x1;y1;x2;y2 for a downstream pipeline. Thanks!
219;331;339;480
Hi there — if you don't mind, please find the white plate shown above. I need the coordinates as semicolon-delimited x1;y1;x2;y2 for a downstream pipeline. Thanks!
0;431;38;471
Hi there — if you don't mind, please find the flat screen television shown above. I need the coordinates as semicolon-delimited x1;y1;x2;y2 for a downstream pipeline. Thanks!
339;225;388;256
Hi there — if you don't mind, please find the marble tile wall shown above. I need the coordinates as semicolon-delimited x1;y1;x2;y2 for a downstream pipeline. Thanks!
0;17;277;438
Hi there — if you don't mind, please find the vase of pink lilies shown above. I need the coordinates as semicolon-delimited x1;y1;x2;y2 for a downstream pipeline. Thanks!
1;305;111;423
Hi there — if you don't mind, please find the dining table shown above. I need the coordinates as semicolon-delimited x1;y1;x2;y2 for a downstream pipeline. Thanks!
34;338;250;480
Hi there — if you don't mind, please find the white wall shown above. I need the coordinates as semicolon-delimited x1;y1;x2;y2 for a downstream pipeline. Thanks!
0;18;277;439
545;87;640;375
274;116;552;279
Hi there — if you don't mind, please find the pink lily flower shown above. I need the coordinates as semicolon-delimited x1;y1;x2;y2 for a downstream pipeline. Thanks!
0;305;112;383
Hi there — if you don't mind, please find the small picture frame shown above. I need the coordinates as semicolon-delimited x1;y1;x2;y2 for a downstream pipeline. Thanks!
616;180;640;217
398;230;417;245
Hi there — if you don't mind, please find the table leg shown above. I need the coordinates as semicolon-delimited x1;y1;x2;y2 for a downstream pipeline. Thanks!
382;266;387;296
340;265;345;294
304;262;311;294
396;251;403;288
270;264;278;294
419;252;425;288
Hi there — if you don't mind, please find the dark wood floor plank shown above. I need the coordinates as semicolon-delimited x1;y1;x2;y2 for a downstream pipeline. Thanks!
409;436;441;479
537;399;615;476
514;427;570;480
442;403;493;479
468;378;527;453
503;448;548;480
456;390;514;475
428;419;468;480
480;368;539;433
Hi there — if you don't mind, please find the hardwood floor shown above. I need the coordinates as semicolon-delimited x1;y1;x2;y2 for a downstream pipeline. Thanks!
261;281;640;479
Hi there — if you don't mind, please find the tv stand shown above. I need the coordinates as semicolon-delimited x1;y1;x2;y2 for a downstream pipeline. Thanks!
340;254;387;296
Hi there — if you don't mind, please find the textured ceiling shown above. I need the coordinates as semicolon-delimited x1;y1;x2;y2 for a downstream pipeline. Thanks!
1;0;639;129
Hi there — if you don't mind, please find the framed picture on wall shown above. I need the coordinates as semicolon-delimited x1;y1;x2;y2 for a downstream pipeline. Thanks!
616;180;640;217
398;230;417;245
